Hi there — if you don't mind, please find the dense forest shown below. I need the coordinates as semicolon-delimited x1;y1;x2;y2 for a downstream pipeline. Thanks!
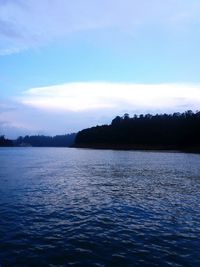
15;133;76;147
75;110;200;151
0;135;13;147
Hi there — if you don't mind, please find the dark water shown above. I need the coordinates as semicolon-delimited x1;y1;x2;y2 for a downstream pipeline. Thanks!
0;148;200;267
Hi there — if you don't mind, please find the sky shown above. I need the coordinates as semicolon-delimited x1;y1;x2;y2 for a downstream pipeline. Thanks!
1;0;200;138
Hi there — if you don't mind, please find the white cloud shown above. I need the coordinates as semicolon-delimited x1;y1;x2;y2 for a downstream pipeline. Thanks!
19;82;200;113
1;82;200;138
0;0;200;54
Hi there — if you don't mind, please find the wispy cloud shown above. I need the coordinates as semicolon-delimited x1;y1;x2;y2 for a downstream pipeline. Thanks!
0;0;200;55
19;82;200;113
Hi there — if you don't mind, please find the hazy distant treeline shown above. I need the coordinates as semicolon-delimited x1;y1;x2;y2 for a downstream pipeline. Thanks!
75;110;200;150
0;135;13;147
15;133;76;147
0;134;76;147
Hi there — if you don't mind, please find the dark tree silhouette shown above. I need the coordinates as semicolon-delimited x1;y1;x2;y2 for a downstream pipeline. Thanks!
75;110;200;151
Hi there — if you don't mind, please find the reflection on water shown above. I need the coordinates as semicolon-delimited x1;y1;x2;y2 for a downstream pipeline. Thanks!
0;148;200;267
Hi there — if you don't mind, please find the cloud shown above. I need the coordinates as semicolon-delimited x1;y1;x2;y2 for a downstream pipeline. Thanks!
1;82;200;138
0;98;111;138
19;82;200;113
0;0;200;54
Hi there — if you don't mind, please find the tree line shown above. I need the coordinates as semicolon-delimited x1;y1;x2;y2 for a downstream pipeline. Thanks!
15;133;76;147
0;135;13;147
0;134;76;147
75;110;200;150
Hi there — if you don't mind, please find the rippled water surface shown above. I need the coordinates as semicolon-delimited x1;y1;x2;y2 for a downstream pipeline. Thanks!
0;148;200;267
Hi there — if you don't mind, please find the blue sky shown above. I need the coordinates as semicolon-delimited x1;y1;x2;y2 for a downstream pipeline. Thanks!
1;0;200;138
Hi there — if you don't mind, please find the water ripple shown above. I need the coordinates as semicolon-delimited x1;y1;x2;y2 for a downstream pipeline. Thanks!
0;148;200;267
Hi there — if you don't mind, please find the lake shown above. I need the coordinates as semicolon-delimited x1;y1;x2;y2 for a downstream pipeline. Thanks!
0;148;200;267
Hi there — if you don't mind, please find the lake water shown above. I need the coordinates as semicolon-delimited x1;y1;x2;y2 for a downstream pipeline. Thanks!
0;148;200;267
